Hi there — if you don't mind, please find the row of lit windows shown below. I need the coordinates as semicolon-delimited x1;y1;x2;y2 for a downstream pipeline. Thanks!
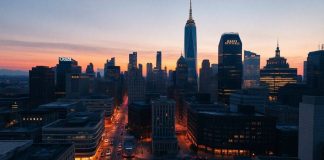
23;117;43;121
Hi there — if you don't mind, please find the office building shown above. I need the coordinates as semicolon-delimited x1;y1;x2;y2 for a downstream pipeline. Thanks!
218;33;243;104
65;73;91;98
146;63;153;76
230;87;268;113
299;96;324;160
127;67;145;104
104;57;116;78
29;66;55;106
260;43;297;101
199;59;213;94
278;83;308;108
80;95;114;117
42;112;104;159
151;96;178;156
265;104;298;126
184;0;198;90
85;63;95;77
128;52;137;70
306;50;324;95
243;51;260;88
175;55;189;90
128;101;151;138
187;106;276;157
55;57;81;98
0;140;75;160
39;101;82;119
0;126;42;142
156;51;162;70
19;108;59;127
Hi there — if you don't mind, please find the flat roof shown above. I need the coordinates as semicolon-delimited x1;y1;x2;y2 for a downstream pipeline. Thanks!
0;140;32;157
199;111;264;117
43;112;102;129
39;101;78;108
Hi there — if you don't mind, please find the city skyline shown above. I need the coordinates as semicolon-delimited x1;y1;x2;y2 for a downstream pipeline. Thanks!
1;0;324;74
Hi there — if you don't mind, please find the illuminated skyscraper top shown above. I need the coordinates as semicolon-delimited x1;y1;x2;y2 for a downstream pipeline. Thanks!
184;0;197;91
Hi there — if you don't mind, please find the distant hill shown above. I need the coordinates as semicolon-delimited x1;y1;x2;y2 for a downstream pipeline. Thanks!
0;69;28;76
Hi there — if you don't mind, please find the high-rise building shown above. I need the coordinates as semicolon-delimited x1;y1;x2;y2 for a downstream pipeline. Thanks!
128;52;137;70
243;50;260;88
55;57;81;98
29;66;55;106
85;63;95;77
298;96;324;160
151;96;178;156
104;58;116;78
306;50;324;95
65;73;91;98
199;59;212;94
127;53;145;104
156;51;162;70
184;0;197;90
175;55;189;90
260;43;297;101
303;61;307;83
218;33;243;104
146;63;153;76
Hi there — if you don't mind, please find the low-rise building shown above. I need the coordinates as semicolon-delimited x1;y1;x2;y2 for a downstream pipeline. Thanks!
42;112;104;159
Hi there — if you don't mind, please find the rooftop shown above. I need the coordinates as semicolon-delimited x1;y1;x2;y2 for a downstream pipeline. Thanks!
199;111;264;117
43;112;103;129
0;140;32;158
39;101;78;109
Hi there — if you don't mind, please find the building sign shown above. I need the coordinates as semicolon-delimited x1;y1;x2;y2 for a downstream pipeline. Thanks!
59;57;72;62
225;40;240;45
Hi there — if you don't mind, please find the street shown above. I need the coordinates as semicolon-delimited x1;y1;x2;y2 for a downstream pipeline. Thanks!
98;96;128;160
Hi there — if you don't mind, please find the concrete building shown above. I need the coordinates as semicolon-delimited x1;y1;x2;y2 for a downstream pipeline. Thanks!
42;112;104;159
39;101;82;119
0;140;75;160
230;87;268;113
299;96;324;160
243;51;260;88
151;96;178;156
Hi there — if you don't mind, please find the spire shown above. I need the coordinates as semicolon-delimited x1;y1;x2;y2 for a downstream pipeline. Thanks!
189;0;193;20
275;39;280;57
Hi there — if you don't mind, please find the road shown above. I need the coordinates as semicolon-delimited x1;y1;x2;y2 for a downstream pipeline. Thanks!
98;96;128;160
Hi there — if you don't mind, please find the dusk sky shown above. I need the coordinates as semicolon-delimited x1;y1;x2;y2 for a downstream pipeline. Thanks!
0;0;323;75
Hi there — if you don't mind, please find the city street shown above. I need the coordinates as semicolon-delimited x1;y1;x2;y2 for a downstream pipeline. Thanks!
98;96;128;160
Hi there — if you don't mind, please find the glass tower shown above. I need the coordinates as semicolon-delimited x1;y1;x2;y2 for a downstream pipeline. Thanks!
218;33;243;104
184;0;197;89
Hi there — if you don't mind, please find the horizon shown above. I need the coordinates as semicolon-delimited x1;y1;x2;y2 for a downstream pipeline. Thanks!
1;0;324;75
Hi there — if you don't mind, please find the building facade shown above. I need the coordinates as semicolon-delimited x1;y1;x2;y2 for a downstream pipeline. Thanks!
306;50;324;95
260;44;297;101
151;97;178;156
42;112;104;159
184;0;198;90
298;96;324;160
218;33;243;104
243;50;260;88
29;66;55;106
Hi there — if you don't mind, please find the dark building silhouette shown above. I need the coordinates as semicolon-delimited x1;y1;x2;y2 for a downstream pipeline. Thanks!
128;101;151;138
55;57;81;98
218;33;243;104
306;49;324;95
29;66;55;106
243;50;260;88
199;59;212;94
260;43;297;101
156;51;162;70
85;63;95;77
184;0;197;91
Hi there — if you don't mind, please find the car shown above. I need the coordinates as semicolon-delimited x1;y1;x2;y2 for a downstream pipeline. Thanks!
106;149;111;156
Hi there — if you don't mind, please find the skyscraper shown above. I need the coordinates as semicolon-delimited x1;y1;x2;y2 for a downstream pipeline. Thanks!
29;66;55;106
128;52;137;70
104;57;115;78
175;55;189;90
146;63;153;76
243;50;260;88
260;43;297;101
55;57;81;98
151;96;178;156
218;33;243;104
306;49;324;95
86;63;95;77
156;51;162;70
184;0;197;89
